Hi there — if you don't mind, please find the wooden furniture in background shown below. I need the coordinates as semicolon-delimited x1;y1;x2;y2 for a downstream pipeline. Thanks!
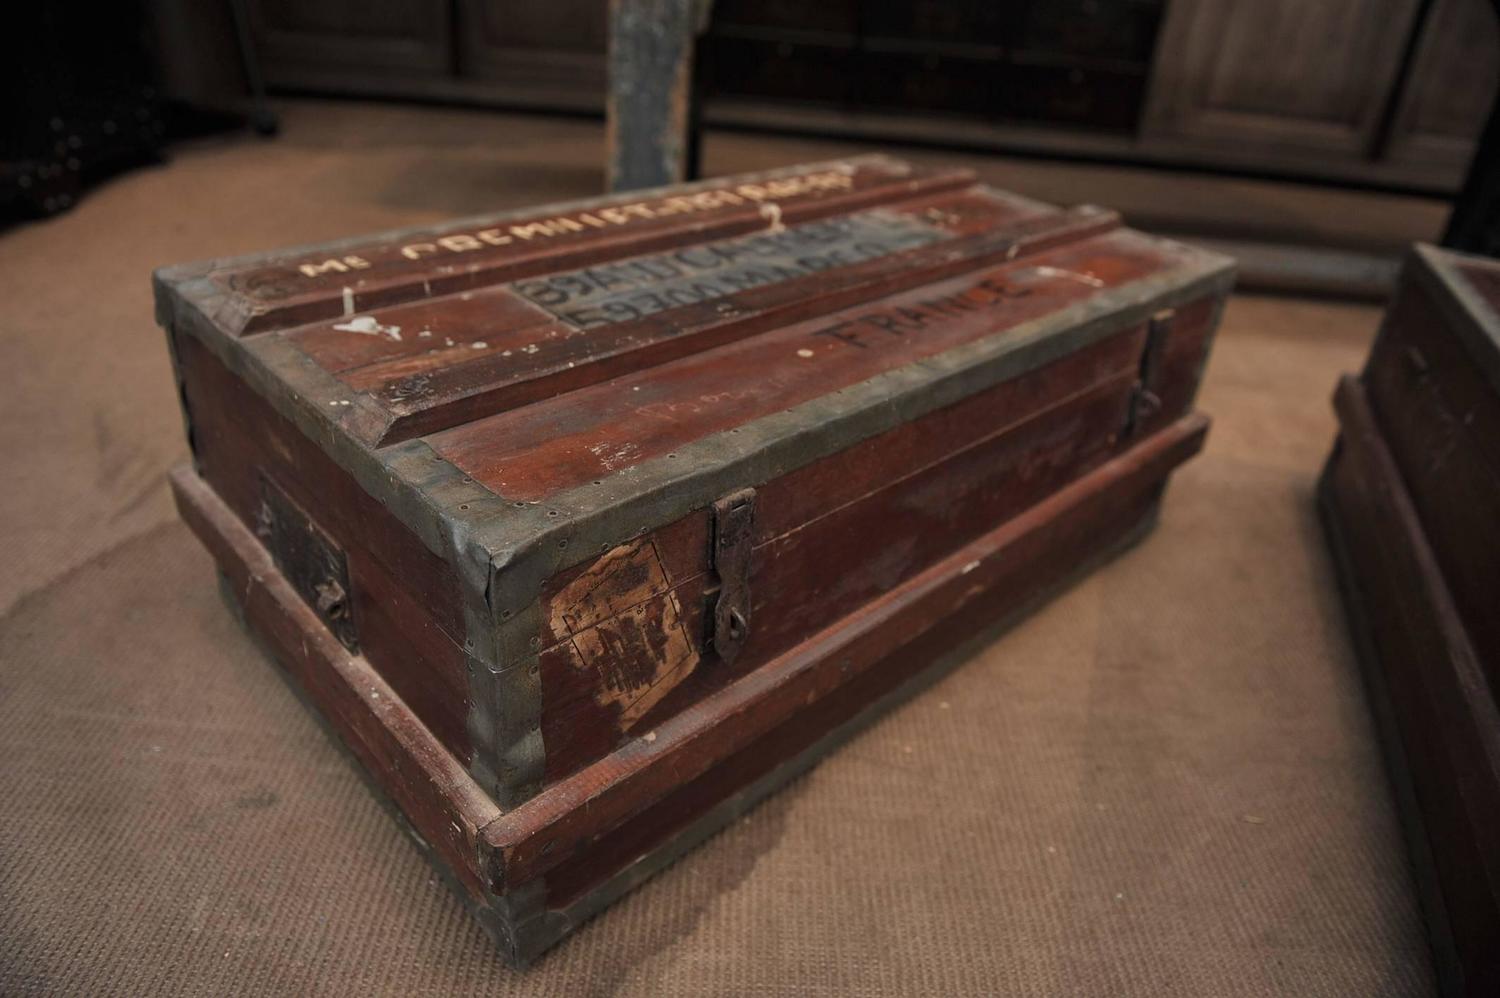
240;0;1499;195
1141;0;1424;173
1320;244;1500;998
1386;0;1500;179
1441;0;1500;255
250;0;453;80
458;0;608;111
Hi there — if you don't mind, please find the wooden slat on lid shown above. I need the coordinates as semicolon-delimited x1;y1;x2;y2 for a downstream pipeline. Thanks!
427;228;1181;502
211;157;975;335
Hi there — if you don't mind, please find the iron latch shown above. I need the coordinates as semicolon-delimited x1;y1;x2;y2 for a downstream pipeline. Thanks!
255;472;359;652
1124;308;1174;437
710;488;755;664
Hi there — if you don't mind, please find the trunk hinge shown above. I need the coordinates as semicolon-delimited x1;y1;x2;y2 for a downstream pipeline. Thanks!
710;487;756;664
1124;308;1174;438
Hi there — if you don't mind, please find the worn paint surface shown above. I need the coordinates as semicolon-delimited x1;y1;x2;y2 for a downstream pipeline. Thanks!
155;155;1234;964
546;539;700;732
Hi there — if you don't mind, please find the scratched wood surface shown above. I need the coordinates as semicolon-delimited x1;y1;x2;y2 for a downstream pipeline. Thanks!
287;186;1116;445
423;228;1175;490
325;199;1116;444
1362;274;1500;696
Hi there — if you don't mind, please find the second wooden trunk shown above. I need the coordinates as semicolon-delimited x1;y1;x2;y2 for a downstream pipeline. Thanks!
1319;244;1500;998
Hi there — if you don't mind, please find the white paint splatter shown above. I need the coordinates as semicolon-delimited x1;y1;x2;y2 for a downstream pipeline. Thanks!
418;329;432;339
341;286;354;316
1021;265;1105;288
759;201;784;233
589;440;642;471
796;348;815;359
333;315;401;341
961;560;980;575
472;341;488;349
521;343;539;354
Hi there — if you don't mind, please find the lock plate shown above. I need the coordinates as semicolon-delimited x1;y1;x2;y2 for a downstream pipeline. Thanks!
254;472;359;652
710;488;755;664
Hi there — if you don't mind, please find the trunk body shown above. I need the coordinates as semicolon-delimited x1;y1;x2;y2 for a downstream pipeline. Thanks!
157;156;1233;964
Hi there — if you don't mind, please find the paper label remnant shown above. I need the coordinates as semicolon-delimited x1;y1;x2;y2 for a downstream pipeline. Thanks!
548;540;700;730
333;315;402;342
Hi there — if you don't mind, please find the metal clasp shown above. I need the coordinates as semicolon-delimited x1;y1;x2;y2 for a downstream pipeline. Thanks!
1124;307;1173;437
710;488;755;664
255;472;359;652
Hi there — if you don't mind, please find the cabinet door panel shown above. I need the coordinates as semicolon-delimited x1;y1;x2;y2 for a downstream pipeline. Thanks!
457;0;607;111
1383;0;1499;173
1142;0;1420;156
250;0;451;77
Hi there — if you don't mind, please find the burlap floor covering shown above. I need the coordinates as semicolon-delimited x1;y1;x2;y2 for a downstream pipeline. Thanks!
0;100;1437;996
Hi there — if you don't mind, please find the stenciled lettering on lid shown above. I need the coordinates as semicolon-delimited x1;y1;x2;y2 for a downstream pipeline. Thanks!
510;211;948;330
288;167;861;280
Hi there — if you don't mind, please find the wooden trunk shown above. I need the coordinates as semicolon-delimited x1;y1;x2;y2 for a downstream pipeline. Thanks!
155;156;1233;965
1319;244;1500;998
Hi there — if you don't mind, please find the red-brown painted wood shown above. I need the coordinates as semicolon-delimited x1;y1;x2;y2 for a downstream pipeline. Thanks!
482;412;1208;895
531;294;1220;785
430;232;1182;500
543;484;1167;909
158;155;1232;965
170;465;499;899
174;334;474;761
288;197;1122;446
283;186;1055;378
361;206;1121;445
